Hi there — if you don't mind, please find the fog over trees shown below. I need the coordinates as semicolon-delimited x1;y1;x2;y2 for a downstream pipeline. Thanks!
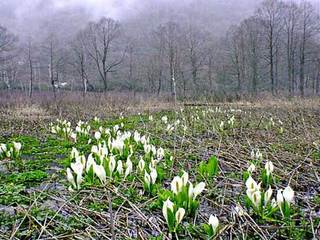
0;0;319;99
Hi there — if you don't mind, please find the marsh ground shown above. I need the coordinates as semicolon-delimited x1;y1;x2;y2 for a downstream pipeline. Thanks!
0;96;319;239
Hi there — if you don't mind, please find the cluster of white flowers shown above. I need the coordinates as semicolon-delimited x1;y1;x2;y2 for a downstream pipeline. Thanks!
246;176;269;208
0;141;22;159
65;118;167;192
227;115;235;127
75;120;91;137
170;171;205;201
144;166;157;192
244;160;295;219
50;119;71;135
250;148;263;161
50;119;73;139
159;115;187;135
162;198;186;232
161;115;168;124
163;171;215;234
277;186;295;217
269;117;275;127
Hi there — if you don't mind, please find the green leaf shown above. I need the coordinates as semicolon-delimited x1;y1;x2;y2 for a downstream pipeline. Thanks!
198;161;207;176
207;155;218;177
167;209;175;232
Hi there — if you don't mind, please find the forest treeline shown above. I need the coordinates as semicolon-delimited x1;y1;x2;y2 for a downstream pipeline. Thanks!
0;0;319;99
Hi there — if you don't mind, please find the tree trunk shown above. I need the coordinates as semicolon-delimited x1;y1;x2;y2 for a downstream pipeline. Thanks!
28;44;33;98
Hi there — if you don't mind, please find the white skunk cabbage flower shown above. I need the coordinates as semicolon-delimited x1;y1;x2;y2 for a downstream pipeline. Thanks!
271;198;277;208
109;156;116;176
144;144;151;154
99;144;108;158
125;159;133;178
171;176;183;195
117;160;123;175
150;167;157;184
256;149;262;160
247;163;256;173
71;161;84;177
140;135;147;145
70;132;77;142
181;171;189;186
91;145;98;154
151;145;157;156
94;131;101;141
86;153;95;172
161;116;168;124
150;157;158;168
93;163;106;184
192;182;206;200
166;124;174;133
138;158;145;172
70;161;84;189
245;176;259;192
277;190;284;206
13;142;22;152
134;131;141;143
250;149;255;159
283;186;294;204
175;208;185;225
0;144;7;153
250;190;261;208
162;198;174;223
51;127;57;134
209;215;219;233
76;155;86;166
113;124;119;132
188;182;194;198
105;128;110;135
67;168;76;189
144;171;151;187
70;147;79;159
264;187;273;204
265;161;274;176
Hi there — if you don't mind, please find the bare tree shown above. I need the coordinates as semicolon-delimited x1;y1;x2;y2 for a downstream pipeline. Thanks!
27;38;34;98
44;34;57;98
243;17;263;95
185;25;207;92
84;17;125;91
71;30;89;97
0;26;16;59
151;25;166;95
0;25;17;89
297;1;319;97
165;22;180;98
227;26;247;93
283;1;300;96
257;0;284;95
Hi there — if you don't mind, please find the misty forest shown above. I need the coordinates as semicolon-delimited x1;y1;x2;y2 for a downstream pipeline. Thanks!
0;0;320;239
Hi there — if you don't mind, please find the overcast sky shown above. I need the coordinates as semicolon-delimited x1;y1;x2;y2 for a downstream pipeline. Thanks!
0;0;318;38
1;0;318;21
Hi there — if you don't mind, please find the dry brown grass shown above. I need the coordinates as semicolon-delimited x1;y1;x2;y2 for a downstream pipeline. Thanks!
0;90;178;120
